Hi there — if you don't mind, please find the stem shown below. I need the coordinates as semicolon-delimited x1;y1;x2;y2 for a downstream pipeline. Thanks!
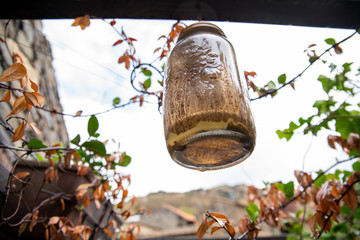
35;99;137;118
0;144;73;153
251;29;359;101
281;154;359;209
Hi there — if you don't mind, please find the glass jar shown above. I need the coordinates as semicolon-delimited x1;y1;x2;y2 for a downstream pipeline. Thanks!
163;22;256;171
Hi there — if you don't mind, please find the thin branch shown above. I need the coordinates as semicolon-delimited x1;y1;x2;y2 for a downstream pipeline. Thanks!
236;229;250;240
35;98;151;118
0;144;74;153
316;177;360;239
251;29;359;101
281;154;360;210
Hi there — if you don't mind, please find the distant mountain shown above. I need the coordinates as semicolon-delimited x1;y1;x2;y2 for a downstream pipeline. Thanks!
121;185;283;239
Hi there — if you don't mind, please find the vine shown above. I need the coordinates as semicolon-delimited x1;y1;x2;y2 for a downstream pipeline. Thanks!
0;16;359;240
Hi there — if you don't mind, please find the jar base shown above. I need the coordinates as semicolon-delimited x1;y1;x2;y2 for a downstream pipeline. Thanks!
170;130;254;171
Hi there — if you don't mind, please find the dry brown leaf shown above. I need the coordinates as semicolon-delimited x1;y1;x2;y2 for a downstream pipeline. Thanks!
334;45;343;54
28;121;42;135
13;53;24;63
209;212;229;227
83;194;90;207
113;39;124;46
308;213;317;237
225;223;235;238
316;181;329;203
77;165;88;176
71;15;91;30
328;201;340;215
318;198;330;215
48;216;60;226
94;199;101;209
48;157;55;167
196;219;209;240
45;228;49;240
103;228;112;237
11;171;30;181
29;210;39;232
330;182;341;199
12;121;26;142
123;189;128;199
24;92;44;107
60;199;66;211
342;185;358;211
6;95;27;118
0;62;27;83
44;166;56;183
18;213;32;237
33;92;45;106
0;89;11;102
327;135;338;149
76;183;91;192
210;226;222;234
29;79;39;92
20;76;28;88
315;212;327;231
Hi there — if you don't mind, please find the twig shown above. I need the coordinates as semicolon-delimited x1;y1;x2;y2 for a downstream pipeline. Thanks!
0;144;74;153
250;29;359;101
281;154;360;209
236;229;250;240
316;177;360;239
35;99;145;118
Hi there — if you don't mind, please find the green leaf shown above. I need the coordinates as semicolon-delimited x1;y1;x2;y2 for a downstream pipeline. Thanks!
276;129;293;141
88;115;99;137
277;73;286;84
309;56;317;63
335;116;360;139
277;181;294;199
266;80;276;90
333;222;349;233
143;78;151;90
329;63;337;73
35;153;46;162
314;172;327;188
340;205;352;215
352;161;360;172
295;209;304;218
313;98;336;115
141;68;152;77
71;134;81;146
342;62;353;74
246;203;259;222
318;75;335;93
325;38;336;45
112;97;121;106
27;139;47;149
82;140;106;156
119;153;131;167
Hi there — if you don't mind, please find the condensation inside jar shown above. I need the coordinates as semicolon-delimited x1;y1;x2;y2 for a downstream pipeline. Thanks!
163;22;256;171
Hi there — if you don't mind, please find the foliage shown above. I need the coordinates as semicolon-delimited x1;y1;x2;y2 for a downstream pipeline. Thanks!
0;16;359;240
196;29;360;239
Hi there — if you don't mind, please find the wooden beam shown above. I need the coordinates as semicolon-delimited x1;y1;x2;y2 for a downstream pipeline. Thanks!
2;0;360;29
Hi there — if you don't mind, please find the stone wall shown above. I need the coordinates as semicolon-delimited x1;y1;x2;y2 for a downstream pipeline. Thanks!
0;20;68;170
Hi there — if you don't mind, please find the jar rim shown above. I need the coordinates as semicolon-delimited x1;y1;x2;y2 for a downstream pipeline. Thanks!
177;22;226;42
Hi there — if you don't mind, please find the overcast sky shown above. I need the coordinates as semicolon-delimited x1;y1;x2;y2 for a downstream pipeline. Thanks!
42;19;360;197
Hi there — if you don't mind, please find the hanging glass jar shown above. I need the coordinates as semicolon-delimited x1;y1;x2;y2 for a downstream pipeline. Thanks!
163;22;256;171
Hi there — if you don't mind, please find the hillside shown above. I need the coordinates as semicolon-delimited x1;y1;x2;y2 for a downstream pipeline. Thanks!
122;185;283;239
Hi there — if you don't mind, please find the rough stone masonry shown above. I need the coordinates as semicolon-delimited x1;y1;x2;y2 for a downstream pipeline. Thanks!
0;20;68;170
